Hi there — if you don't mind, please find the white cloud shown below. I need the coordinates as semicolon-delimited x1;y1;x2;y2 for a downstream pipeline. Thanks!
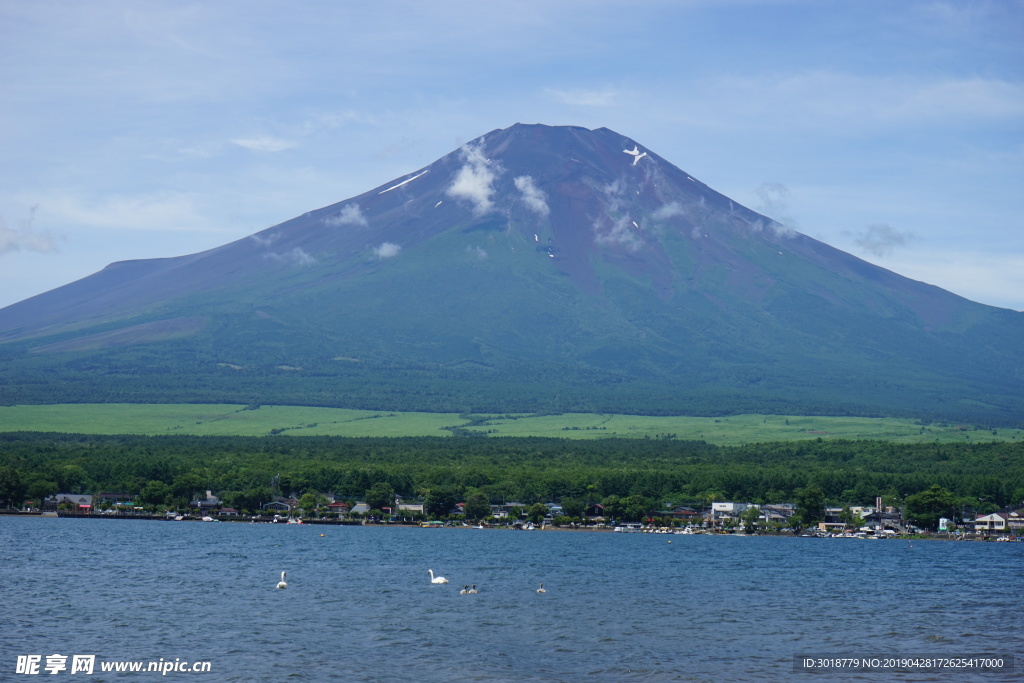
374;242;401;259
0;227;58;255
0;207;60;255
465;245;488;261
249;232;277;248
594;215;643;252
593;183;644;253
265;247;315;266
653;201;701;238
888;77;1024;120
753;182;791;217
752;183;798;237
294;109;374;136
177;111;372;162
702;71;1024;130
653;202;688;221
545;86;618;107
447;144;499;215
849;223;916;258
41;191;212;232
514;175;549;216
174;142;223;159
231;136;296;152
591;179;642;250
324;204;368;227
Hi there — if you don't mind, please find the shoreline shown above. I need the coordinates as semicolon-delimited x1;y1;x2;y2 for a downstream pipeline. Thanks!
1;511;1015;541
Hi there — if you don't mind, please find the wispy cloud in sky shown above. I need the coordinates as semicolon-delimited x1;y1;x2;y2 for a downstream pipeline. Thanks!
698;71;1024;130
850;223;916;258
545;87;619;107
0;207;60;255
232;136;296;153
38;191;212;232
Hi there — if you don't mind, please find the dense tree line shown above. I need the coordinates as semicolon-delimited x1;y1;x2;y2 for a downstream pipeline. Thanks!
2;341;1022;427
1;433;1021;517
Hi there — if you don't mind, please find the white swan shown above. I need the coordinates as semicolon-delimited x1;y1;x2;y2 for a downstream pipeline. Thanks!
276;571;288;589
468;584;478;594
428;569;448;584
536;583;546;593
460;585;469;595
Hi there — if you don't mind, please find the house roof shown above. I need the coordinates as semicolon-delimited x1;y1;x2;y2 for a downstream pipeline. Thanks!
976;512;1008;521
51;493;93;505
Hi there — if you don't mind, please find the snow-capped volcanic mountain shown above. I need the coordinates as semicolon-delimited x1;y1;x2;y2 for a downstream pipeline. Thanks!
1;124;1021;423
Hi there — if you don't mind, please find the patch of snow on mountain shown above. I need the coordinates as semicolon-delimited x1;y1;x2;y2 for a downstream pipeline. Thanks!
623;145;648;165
379;170;429;194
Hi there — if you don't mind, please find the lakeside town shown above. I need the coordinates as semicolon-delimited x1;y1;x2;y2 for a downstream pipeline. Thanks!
17;490;1024;540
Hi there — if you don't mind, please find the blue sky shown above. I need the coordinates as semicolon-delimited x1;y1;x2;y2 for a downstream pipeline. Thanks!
2;0;1022;310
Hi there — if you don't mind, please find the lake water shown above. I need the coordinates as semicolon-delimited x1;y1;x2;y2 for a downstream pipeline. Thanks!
2;517;1019;682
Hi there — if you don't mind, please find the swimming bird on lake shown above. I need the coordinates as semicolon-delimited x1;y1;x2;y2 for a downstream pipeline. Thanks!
460;585;469;594
468;584;478;594
428;569;448;584
276;571;288;589
536;583;546;593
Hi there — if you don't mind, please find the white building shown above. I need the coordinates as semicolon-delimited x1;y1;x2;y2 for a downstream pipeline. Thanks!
975;512;1007;531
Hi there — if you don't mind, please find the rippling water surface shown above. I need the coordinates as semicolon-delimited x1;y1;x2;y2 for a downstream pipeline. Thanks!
2;517;1019;682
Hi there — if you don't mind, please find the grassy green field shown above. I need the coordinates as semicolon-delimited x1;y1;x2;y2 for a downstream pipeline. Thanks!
1;404;1020;445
